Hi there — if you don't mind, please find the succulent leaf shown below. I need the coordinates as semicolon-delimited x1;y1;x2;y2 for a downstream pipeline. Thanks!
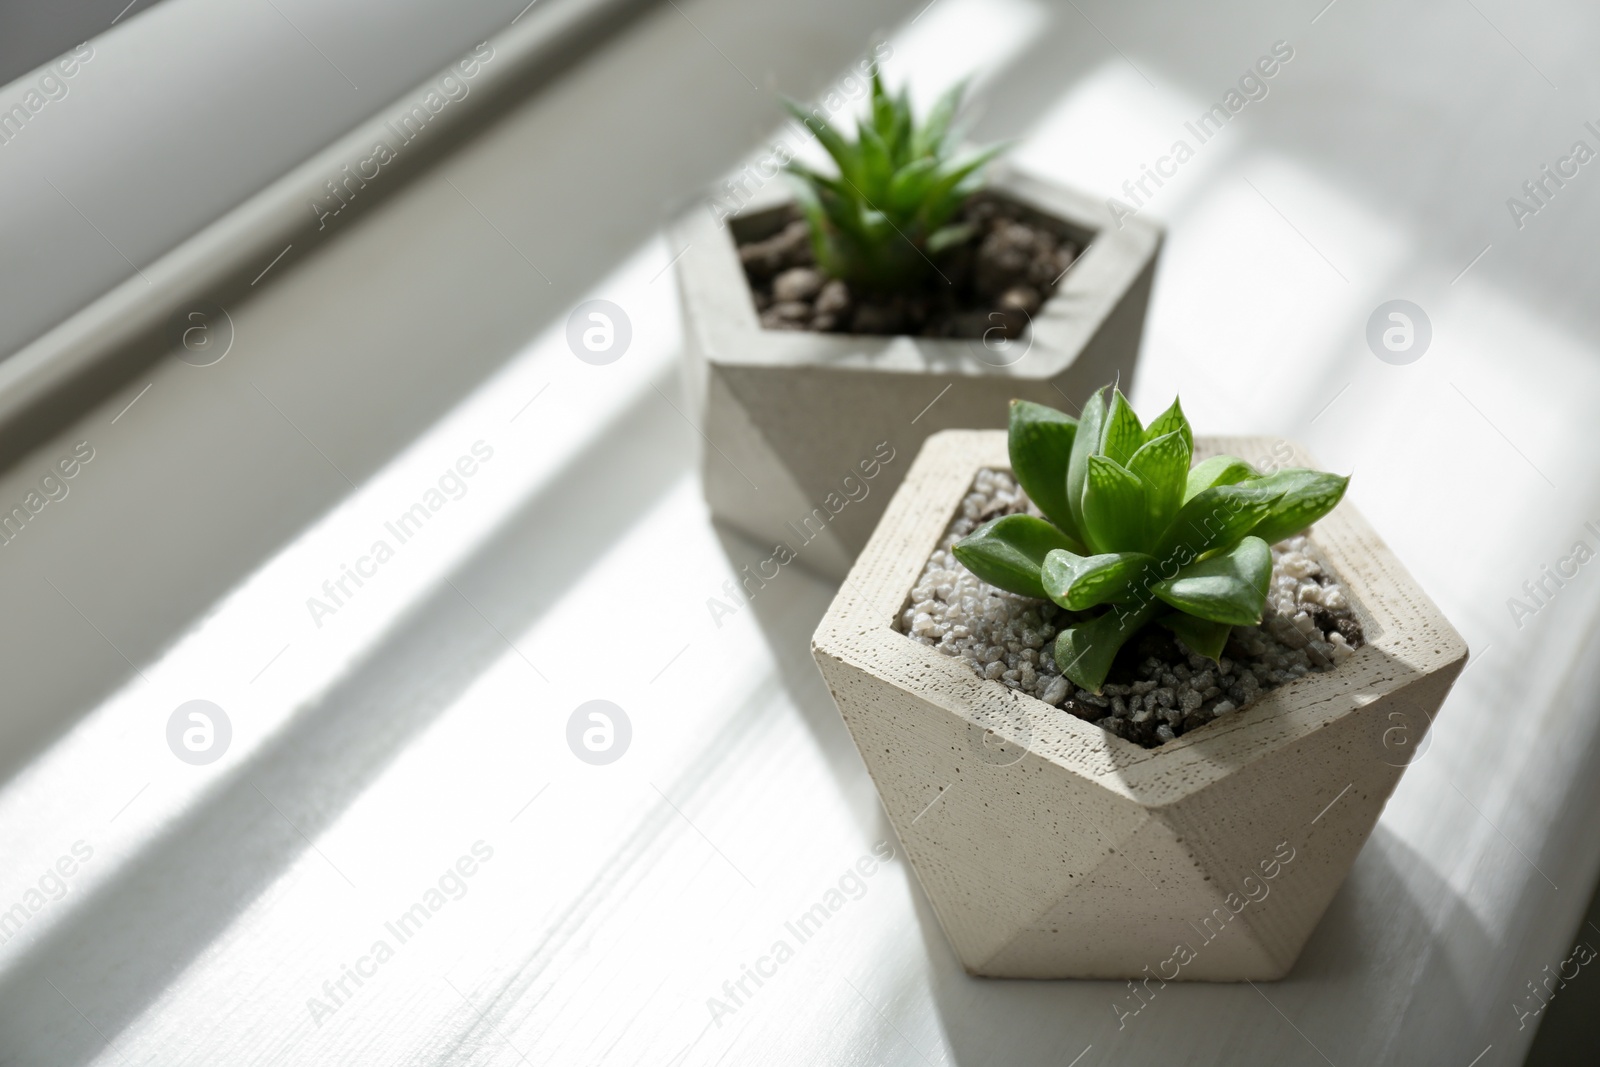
914;78;967;157
870;70;897;142
1081;456;1147;553
887;157;940;213
1099;390;1145;467
858;125;893;192
1161;613;1232;662
1143;396;1193;455
951;514;1080;600
1041;549;1156;611
1066;386;1107;535
1152;482;1284;564
1126;429;1190;536
1152;536;1272;626
1008;400;1080;538
890;85;914;159
917;145;1008;230
784;101;858;185
1054;600;1161;693
1184;455;1259;502
1245;469;1350;545
785;177;837;274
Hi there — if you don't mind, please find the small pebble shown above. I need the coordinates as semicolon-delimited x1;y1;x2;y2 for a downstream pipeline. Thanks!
814;279;851;316
1041;676;1069;706
999;286;1042;314
772;267;824;303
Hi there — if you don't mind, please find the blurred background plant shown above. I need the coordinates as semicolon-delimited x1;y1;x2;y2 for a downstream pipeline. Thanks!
783;72;1004;292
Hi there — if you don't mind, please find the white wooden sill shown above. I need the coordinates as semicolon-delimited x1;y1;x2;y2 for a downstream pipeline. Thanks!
1;0;1596;1065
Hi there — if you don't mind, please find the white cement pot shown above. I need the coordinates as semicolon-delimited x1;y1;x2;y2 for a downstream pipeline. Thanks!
811;430;1467;980
670;169;1162;579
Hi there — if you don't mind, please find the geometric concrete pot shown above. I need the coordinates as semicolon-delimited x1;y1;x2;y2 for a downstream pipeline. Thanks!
671;167;1163;580
811;430;1468;981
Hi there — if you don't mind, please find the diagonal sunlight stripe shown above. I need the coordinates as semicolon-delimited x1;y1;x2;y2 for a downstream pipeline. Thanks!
0;241;680;963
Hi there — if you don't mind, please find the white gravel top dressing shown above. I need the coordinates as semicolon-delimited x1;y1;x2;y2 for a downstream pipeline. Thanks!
897;468;1364;748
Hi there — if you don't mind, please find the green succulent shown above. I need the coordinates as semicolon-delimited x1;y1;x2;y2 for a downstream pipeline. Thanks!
783;71;1004;292
952;388;1350;693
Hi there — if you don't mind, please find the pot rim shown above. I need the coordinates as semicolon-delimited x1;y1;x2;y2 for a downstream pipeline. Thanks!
670;164;1164;379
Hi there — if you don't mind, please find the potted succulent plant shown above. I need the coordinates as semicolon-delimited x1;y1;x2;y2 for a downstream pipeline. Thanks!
811;388;1467;979
672;70;1162;579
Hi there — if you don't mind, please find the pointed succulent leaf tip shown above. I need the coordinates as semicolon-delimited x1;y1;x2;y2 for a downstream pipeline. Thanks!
951;514;1081;600
858;124;893;193
1099;389;1145;468
1007;399;1080;539
1152;536;1273;626
1126;429;1189;537
1152;481;1284;565
1041;549;1156;612
888;157;939;213
1143;396;1193;456
890;85;914;161
784;176;836;274
1161;613;1232;663
1081;455;1148;554
1184;455;1259;503
871;69;896;143
918;144;1008;228
1245;469;1350;545
1065;386;1107;535
1054;600;1161;694
915;77;967;158
784;99;858;187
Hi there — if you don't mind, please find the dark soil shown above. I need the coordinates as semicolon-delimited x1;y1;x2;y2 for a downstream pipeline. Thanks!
736;193;1082;339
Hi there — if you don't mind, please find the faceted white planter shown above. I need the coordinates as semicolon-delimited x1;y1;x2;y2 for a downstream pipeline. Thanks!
811;430;1467;980
670;168;1162;579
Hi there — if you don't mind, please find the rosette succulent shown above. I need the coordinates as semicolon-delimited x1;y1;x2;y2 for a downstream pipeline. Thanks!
952;387;1349;693
783;71;1004;292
